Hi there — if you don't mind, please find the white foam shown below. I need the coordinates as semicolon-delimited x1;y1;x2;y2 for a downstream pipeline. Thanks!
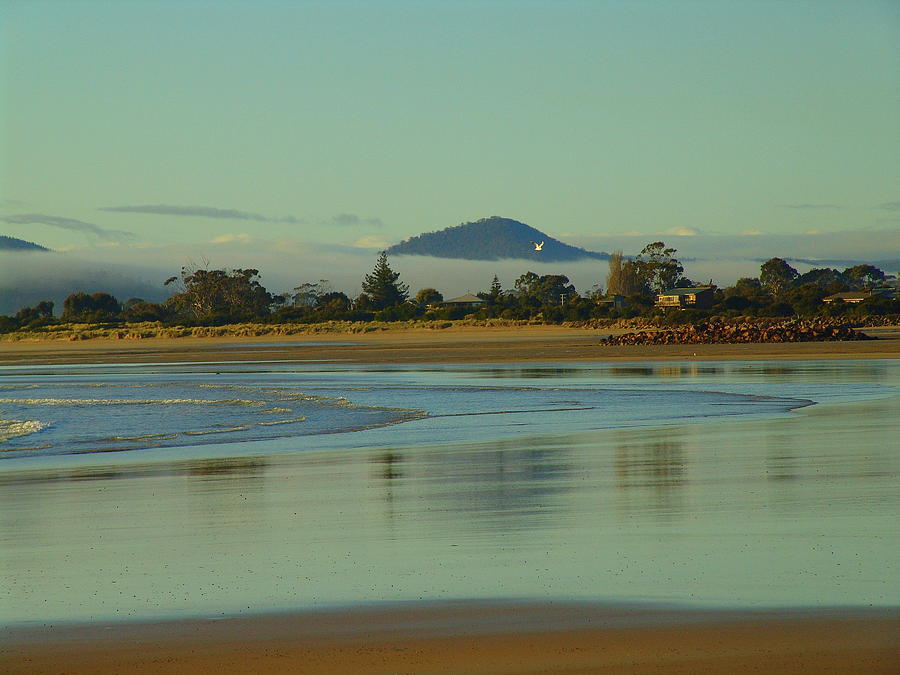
0;419;47;442
105;433;179;442
257;416;307;426
0;398;264;407
182;425;251;436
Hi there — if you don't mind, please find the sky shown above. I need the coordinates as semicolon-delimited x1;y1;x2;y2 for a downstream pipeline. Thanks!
1;0;898;306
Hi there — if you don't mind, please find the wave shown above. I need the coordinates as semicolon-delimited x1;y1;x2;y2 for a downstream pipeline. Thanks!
0;397;266;407
0;378;427;458
1;443;52;452
105;433;179;442
257;416;307;426
83;383;151;388
433;406;594;418
183;426;252;436
0;419;48;442
197;384;363;407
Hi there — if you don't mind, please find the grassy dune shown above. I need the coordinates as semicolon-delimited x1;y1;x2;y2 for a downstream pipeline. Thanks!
0;318;544;342
2;315;897;343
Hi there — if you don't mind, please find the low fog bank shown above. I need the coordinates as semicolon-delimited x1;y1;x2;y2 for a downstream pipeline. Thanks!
0;243;407;315
0;251;170;315
392;229;900;298
389;256;787;298
566;230;900;273
2;231;895;316
391;256;610;298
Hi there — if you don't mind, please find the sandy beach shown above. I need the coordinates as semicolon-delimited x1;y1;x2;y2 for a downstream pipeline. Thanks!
5;603;899;674
1;324;899;366
2;325;898;674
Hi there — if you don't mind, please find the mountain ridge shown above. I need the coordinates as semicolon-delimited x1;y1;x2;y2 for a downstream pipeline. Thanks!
385;217;608;262
0;235;50;252
0;234;50;251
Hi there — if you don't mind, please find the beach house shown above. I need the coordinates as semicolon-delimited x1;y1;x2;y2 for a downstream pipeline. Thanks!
655;286;716;310
822;289;895;304
440;293;484;309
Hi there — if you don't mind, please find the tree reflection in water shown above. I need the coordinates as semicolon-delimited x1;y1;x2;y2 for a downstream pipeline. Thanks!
615;435;686;520
186;458;267;533
375;436;576;535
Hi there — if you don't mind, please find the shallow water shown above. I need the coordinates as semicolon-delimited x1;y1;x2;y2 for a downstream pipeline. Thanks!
0;359;897;625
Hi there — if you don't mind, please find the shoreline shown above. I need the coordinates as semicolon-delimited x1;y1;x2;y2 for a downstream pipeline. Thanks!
4;601;898;674
4;328;898;673
1;324;899;365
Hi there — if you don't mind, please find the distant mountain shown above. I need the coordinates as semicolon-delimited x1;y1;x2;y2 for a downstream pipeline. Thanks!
386;217;608;262
0;235;50;252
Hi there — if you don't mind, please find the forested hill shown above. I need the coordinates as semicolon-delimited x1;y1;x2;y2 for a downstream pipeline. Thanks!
385;217;608;262
0;235;50;252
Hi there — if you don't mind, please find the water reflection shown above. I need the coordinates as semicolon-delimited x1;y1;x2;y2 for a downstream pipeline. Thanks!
368;451;405;532
187;457;266;479
608;366;656;377
410;436;575;533
745;362;888;384
612;433;687;520
1;361;898;624
467;367;583;379
615;439;686;488
765;429;801;482
452;361;888;386
0;457;268;486
370;451;404;480
766;452;801;481
68;469;128;481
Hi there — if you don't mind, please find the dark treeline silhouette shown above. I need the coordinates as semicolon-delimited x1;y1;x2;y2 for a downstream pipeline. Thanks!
1;244;897;333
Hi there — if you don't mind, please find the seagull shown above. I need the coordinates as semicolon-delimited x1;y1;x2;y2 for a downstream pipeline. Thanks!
530;241;544;251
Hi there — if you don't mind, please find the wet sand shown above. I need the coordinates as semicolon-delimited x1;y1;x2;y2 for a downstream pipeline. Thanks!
1;324;899;365
4;603;899;674
3;325;898;673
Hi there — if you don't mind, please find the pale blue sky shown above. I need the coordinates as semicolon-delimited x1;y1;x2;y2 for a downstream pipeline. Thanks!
1;0;898;260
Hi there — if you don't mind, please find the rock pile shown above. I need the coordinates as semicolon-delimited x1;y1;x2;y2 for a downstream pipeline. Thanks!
853;314;900;328
600;319;875;346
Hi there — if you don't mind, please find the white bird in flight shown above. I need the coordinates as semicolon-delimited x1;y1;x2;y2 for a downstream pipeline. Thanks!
530;241;544;251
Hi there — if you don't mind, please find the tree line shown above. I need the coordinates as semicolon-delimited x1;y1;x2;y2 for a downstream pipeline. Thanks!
2;244;896;333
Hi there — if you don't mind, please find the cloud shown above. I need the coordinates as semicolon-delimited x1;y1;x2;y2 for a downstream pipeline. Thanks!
664;226;701;236
876;201;900;211
327;213;384;227
741;229;765;236
777;203;842;210
804;229;825;235
100;204;277;221
100;204;310;225
210;233;252;244
351;235;390;249
0;213;136;242
98;204;381;228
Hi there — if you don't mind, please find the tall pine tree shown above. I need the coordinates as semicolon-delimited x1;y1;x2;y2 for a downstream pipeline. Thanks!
488;275;503;299
360;252;409;310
